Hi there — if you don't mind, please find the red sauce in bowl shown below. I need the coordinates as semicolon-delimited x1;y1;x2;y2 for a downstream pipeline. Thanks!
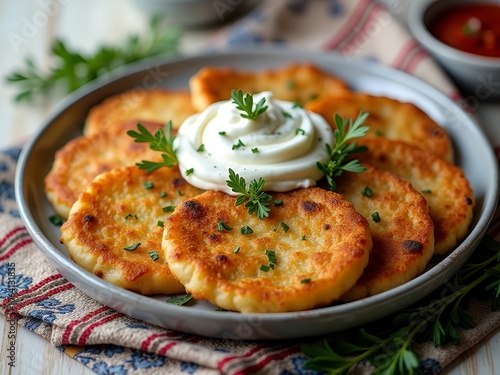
428;4;500;58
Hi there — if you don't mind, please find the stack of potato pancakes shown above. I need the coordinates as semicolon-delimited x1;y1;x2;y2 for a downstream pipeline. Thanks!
45;64;474;313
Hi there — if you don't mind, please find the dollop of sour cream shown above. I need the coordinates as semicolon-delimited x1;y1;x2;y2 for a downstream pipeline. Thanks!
176;91;333;195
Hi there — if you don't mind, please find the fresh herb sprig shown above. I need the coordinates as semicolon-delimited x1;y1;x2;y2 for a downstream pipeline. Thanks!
127;121;178;172
302;235;500;374
6;17;180;102
226;168;272;219
317;111;370;191
231;89;268;120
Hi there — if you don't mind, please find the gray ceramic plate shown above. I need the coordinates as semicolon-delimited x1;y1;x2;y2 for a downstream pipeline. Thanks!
15;49;499;340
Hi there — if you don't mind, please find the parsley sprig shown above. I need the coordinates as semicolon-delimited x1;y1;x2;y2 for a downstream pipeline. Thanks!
302;235;500;374
231;89;268;120
317;111;370;191
127;121;178;173
226;168;272;219
6;17;180;102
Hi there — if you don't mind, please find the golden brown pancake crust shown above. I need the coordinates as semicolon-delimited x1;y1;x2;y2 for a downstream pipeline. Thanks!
84;89;196;135
356;137;474;255
189;63;350;111
45;121;164;219
60;166;204;295
306;92;454;162
163;188;372;313
333;165;435;301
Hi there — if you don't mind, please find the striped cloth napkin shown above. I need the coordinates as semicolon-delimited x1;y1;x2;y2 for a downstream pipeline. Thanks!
2;1;499;374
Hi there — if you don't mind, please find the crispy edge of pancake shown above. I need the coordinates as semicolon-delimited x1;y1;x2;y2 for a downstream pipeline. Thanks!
305;92;454;162
189;63;351;111
356;137;474;255
60;165;204;295
335;165;435;301
45;121;164;219
162;188;372;313
84;89;196;135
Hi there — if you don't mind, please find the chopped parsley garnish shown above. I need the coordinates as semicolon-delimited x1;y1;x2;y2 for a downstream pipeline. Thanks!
49;214;65;226
166;293;192;306
361;186;373;197
185;168;194;176
282;111;292;118
280;222;290;233
232;139;245;150
241;226;254;235
231;89;268;120
125;213;138;220
317;111;370;191
421;189;432;194
273;200;283;206
217;220;233;232
197;144;205;152
302;235;307;241
128;121;178;172
149;250;159;261
143;181;154;189
301;278;311;284
293;102;303;108
177;190;183;196
260;265;270;272
157;220;164;227
219;131;226;136
163;205;175;213
371;211;381;223
123;242;140;251
296;128;306;136
233;246;240;254
160;191;167;198
251;148;259;154
226;168;272;219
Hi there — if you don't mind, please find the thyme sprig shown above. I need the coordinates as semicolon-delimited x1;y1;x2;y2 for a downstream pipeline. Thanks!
231;89;268;120
6;17;180;102
226;168;272;219
127;121;178;172
302;235;500;374
317;111;370;191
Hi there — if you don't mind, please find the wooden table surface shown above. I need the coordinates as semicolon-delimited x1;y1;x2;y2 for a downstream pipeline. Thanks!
1;1;499;374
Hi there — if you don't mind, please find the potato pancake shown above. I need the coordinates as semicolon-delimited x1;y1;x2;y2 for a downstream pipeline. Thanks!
84;89;196;135
162;188;372;313
356;137;474;255
306;93;453;162
45;121;164;219
60;166;204;295
333;165;435;302
189;63;350;111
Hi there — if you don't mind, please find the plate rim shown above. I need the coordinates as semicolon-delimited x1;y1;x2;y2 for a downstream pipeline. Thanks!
14;48;500;338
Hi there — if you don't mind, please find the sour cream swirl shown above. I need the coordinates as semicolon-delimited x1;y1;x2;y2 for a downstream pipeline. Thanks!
176;91;333;194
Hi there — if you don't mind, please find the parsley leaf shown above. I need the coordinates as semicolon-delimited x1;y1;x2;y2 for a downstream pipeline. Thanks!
128;121;178;172
165;293;193;306
317;111;370;191
231;89;268;120
6;17;180;103
226;169;272;219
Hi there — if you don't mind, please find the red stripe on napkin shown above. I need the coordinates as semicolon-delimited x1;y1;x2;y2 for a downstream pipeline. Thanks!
1;274;63;306
338;5;384;55
217;345;267;371
77;312;123;345
392;39;419;69
62;306;110;344
0;226;26;248
405;49;429;73
12;283;74;312
322;0;373;50
140;332;179;352
158;342;177;356
232;346;300;375
0;238;33;262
